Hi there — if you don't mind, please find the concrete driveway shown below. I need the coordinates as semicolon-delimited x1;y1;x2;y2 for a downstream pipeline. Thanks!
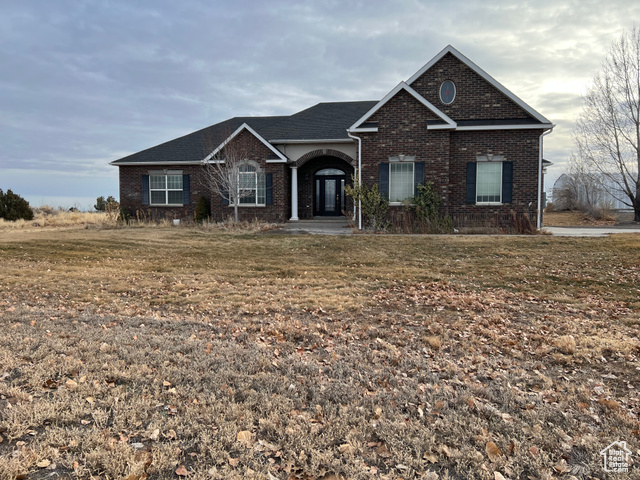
274;218;354;235
544;225;640;237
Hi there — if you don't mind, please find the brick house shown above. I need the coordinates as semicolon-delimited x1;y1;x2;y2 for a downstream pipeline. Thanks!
111;45;553;228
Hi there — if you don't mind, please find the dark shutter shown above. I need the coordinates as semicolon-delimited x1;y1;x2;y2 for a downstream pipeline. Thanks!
182;174;191;205
141;175;149;205
465;162;476;204
379;163;389;198
221;188;229;206
265;173;273;205
502;161;513;203
414;162;425;196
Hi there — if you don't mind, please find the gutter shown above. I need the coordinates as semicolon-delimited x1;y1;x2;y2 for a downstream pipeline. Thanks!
538;125;555;230
347;131;362;230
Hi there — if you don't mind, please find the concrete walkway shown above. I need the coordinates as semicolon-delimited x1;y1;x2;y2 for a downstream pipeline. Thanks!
272;219;640;237
276;218;353;235
544;225;640;237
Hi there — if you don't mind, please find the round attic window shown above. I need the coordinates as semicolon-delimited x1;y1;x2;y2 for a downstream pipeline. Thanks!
439;80;456;105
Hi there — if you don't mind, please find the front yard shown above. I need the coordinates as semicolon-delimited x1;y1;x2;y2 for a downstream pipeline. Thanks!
0;227;639;479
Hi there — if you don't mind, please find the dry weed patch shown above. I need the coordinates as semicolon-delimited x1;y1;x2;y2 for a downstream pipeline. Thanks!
0;229;639;479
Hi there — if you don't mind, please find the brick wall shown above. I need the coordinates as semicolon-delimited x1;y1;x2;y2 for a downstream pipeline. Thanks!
410;52;534;121
449;129;542;219
360;89;451;205
119;164;206;222
119;129;290;223
208;130;289;222
358;88;545;224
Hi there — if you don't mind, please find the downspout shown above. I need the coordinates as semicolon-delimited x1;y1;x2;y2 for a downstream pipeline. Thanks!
347;131;362;230
538;125;555;230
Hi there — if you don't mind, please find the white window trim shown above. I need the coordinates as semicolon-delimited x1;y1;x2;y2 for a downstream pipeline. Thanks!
233;165;266;207
149;172;184;207
388;161;415;205
475;161;503;205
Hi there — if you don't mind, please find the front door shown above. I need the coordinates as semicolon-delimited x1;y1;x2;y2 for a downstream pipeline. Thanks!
314;169;346;216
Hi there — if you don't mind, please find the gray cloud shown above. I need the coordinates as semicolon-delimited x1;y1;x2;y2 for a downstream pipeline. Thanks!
1;0;638;206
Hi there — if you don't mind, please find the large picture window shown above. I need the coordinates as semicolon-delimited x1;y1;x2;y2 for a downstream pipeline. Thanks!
238;164;266;206
389;162;415;203
476;162;502;203
150;174;183;205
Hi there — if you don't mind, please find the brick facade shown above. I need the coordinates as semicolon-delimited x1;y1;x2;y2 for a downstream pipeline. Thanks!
410;53;534;121
356;53;546;225
119;164;206;222
114;47;550;228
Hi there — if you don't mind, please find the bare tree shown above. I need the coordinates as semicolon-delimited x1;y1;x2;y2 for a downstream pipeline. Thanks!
573;25;640;221
201;128;264;223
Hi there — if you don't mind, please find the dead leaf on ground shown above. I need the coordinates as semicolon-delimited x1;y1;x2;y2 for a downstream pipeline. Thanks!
553;459;571;474
237;430;253;446
228;457;240;467
376;443;392;458
65;379;78;390
339;443;355;455
423;452;438;463
36;459;51;468
598;398;620;410
486;441;502;462
175;465;189;476
125;475;148;480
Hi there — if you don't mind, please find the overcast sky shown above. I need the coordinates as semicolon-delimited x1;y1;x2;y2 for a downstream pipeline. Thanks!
1;1;638;209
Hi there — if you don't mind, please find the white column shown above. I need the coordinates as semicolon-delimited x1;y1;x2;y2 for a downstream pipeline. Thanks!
290;166;299;221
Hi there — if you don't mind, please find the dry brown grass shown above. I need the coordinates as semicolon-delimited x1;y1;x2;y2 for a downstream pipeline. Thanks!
0;228;639;479
544;211;617;227
0;207;117;230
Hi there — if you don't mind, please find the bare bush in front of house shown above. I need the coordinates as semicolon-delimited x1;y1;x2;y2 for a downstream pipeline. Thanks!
344;179;390;231
412;182;453;233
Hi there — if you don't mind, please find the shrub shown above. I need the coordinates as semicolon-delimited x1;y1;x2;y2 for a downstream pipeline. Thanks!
95;195;119;212
0;189;34;221
195;196;210;224
412;182;453;233
344;180;389;231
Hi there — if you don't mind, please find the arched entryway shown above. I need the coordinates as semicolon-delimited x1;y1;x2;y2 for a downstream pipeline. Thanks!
314;168;346;216
294;153;355;220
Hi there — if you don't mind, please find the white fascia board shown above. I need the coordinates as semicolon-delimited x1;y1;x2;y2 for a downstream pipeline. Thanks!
428;124;457;130
456;123;554;131
407;45;551;125
111;161;203;166
203;123;288;163
265;159;288;163
348;81;457;131
348;127;379;133
269;138;354;144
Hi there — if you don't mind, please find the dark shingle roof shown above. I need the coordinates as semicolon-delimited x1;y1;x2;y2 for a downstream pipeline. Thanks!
111;101;377;165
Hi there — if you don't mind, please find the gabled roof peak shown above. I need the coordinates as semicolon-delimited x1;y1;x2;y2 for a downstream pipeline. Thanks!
349;81;456;132
406;45;551;125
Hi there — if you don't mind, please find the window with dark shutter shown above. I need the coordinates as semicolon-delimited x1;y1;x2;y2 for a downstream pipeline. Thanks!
182;174;191;205
265;173;273;205
141;175;150;205
414;162;425;196
379;163;389;198
501;162;513;203
465;163;476;204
